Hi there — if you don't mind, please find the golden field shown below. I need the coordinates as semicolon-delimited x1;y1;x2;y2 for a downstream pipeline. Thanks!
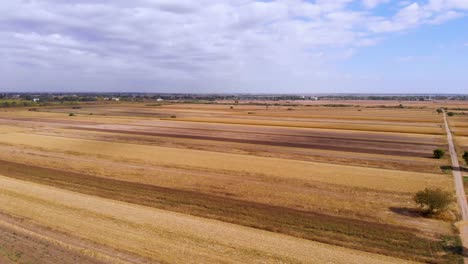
0;101;466;263
0;175;413;264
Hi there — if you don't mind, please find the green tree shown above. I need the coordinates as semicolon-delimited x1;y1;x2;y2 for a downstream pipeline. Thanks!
433;149;445;159
414;188;453;215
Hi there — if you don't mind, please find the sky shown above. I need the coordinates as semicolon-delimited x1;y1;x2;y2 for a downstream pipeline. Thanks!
0;0;467;94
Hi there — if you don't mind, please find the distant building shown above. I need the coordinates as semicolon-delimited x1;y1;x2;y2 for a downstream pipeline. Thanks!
33;98;40;102
156;98;164;102
111;97;120;101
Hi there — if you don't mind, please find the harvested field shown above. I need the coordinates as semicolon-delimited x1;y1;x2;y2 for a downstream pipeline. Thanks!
161;116;444;134
0;102;466;263
0;132;450;192
0;176;413;264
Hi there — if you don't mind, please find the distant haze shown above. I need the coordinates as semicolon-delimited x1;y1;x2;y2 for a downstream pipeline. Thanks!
1;1;467;93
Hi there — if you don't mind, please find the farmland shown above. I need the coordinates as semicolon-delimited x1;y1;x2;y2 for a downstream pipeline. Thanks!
0;101;466;263
450;111;468;203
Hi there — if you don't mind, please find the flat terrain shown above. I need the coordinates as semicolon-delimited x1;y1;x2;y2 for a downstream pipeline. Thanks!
0;101;466;263
0;175;411;264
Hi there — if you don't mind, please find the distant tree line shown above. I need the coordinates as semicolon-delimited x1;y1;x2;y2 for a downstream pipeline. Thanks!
0;100;40;108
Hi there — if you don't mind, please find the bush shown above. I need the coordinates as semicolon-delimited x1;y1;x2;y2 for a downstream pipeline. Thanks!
463;151;468;165
436;108;443;114
170;115;176;118
69;113;75;116
447;112;455;116
414;188;453;215
433;149;445;159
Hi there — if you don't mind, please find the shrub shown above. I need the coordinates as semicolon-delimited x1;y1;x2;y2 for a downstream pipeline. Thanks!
433;149;445;159
436;108;443;114
414;188;453;215
463;151;468;165
447;112;455;116
170;115;176;118
69;113;75;116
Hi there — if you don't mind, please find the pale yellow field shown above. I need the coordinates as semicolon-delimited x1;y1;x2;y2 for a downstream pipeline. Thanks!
161;104;442;122
0;132;450;193
0;109;145;123
455;136;468;147
163;117;444;134
0;126;26;134
0;176;413;264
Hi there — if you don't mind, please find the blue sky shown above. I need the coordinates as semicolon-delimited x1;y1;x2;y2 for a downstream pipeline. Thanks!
336;16;468;93
0;0;467;93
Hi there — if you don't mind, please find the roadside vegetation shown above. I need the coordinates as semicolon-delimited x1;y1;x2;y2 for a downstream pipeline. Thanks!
433;149;446;159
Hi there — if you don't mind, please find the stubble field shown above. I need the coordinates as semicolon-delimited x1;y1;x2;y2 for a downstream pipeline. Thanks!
0;101;466;263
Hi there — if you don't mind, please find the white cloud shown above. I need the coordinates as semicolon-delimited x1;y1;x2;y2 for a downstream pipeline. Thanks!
362;0;390;9
369;1;468;33
429;10;464;24
0;0;467;92
427;0;468;11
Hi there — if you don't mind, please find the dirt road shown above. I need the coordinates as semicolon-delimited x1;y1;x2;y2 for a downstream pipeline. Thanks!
443;111;468;261
444;112;468;219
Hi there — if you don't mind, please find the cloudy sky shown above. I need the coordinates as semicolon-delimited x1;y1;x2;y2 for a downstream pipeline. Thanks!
1;0;467;93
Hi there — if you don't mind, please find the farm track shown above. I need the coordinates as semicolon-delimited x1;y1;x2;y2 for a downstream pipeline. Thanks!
444;112;468;264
